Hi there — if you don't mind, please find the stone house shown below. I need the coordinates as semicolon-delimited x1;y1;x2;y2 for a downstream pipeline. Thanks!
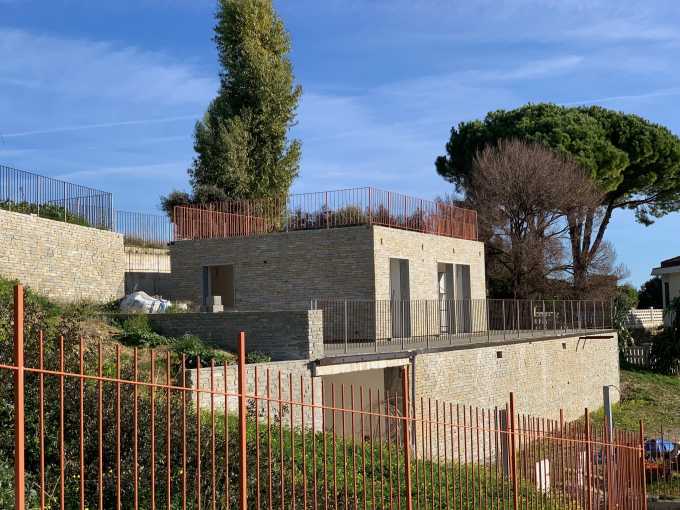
167;188;485;341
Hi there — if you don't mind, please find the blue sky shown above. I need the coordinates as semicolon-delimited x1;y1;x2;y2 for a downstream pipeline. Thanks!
1;0;679;287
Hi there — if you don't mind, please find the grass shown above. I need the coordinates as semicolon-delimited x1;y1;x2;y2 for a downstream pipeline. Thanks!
589;368;680;437
588;368;680;498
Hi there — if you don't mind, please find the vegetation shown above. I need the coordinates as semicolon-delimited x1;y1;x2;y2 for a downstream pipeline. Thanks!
650;297;680;375
163;0;302;216
467;139;601;298
436;103;680;295
0;199;90;227
590;370;680;437
614;285;637;349
638;276;664;309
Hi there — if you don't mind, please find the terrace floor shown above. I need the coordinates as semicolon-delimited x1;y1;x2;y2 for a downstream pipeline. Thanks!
322;327;616;357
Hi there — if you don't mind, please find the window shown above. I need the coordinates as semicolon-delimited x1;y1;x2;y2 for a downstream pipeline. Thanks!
664;281;670;308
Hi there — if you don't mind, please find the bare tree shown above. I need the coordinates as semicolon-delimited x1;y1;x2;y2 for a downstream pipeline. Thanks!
469;139;602;298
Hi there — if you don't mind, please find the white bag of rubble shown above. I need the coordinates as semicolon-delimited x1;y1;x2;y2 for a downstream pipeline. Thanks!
119;291;172;314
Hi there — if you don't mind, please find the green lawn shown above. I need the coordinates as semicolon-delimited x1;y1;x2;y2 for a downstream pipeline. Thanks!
590;369;680;438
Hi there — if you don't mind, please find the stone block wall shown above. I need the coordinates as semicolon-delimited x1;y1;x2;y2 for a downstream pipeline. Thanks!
169;226;376;309
187;359;322;429
372;225;486;301
148;309;324;361
413;332;620;423
372;226;486;337
125;272;174;297
0;209;125;302
125;246;171;273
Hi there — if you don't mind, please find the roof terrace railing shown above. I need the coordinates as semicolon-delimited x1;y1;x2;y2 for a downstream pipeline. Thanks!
173;187;478;241
0;164;114;229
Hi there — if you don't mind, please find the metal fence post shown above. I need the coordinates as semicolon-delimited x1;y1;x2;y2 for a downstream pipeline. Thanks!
639;420;647;510
344;300;348;354
14;284;25;510
237;332;248;510
509;392;518;510
401;366;413;510
542;300;546;333
486;300;491;342
585;408;593;510
502;300;506;340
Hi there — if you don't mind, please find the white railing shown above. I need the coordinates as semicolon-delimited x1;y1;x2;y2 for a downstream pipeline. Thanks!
624;308;664;329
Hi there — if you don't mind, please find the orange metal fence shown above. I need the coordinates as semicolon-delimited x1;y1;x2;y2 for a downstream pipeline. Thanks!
2;285;648;509
173;187;478;242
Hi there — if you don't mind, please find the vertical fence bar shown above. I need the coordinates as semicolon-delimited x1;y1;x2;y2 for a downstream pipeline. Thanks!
509;392;518;510
14;285;25;510
585;409;593;510
639;421;647;510
401;367;413;510
238;332;248;510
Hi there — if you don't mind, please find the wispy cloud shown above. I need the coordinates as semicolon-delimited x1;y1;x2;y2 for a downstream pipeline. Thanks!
0;28;217;105
564;18;680;43
561;88;680;106
56;161;188;181
1;115;201;138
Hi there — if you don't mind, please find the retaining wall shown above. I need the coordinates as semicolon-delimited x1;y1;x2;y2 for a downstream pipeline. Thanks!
125;272;174;297
187;359;322;428
148;309;324;361
414;332;620;423
0;209;125;302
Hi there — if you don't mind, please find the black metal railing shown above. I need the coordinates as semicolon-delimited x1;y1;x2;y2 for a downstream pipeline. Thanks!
311;298;614;354
0;164;113;229
115;210;174;248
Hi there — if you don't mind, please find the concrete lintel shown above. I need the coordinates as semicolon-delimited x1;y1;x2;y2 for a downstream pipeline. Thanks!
313;357;410;377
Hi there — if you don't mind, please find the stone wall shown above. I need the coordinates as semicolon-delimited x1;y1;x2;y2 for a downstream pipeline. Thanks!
169;226;376;309
372;225;486;301
413;332;620;423
125;272;174;297
148;309;324;361
372;226;487;336
125;246;171;273
169;225;486;313
0;209;125;302
187;359;322;429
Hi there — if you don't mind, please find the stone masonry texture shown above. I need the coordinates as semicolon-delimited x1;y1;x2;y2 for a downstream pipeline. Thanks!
170;226;376;309
169;225;485;309
187;359;322;429
0;209;125;302
148;309;324;361
372;225;486;301
413;332;620;424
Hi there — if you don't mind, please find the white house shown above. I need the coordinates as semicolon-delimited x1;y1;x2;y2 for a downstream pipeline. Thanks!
651;255;680;325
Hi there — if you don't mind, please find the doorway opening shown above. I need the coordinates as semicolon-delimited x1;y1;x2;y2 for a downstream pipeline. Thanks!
389;258;411;338
202;265;235;309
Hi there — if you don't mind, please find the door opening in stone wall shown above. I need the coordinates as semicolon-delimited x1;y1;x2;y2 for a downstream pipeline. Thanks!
438;263;454;334
454;264;472;333
389;258;411;338
202;265;235;309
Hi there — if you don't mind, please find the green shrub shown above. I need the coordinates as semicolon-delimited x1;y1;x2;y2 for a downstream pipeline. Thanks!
170;333;236;367
246;350;272;364
114;314;171;348
0;200;90;226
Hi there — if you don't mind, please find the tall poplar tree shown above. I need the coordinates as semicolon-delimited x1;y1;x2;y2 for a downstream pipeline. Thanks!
190;0;301;201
